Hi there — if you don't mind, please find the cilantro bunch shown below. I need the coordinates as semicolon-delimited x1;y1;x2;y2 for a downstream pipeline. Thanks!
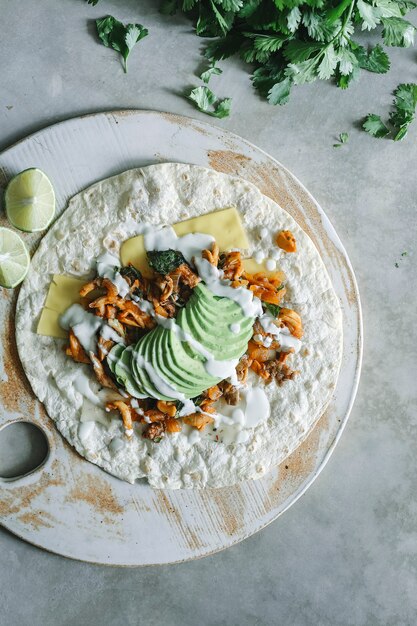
161;0;416;105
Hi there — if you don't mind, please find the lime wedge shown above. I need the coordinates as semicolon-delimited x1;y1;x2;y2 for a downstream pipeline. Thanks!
5;168;55;232
0;228;30;288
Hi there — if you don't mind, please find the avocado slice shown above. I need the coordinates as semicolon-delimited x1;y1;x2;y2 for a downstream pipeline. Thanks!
157;327;218;396
132;328;175;401
113;345;148;399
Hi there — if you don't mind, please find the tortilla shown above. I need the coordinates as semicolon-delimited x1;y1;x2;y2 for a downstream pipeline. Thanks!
15;163;342;488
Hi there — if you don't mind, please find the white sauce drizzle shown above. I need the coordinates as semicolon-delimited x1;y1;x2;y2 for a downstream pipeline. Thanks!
144;226;214;265
96;251;130;297
60;303;125;354
254;250;265;264
229;322;240;334
135;354;187;402
60;304;102;353
266;258;276;271
194;257;262;318
258;312;302;353
193;386;271;445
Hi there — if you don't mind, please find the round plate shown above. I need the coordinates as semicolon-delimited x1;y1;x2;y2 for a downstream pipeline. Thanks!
0;111;362;566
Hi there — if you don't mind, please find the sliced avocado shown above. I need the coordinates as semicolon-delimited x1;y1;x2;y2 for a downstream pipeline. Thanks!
114;346;148;398
132;328;175;401
158;328;218;396
180;304;246;361
107;344;125;376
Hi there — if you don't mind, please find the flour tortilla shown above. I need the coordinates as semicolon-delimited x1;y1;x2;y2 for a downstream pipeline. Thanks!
16;163;342;488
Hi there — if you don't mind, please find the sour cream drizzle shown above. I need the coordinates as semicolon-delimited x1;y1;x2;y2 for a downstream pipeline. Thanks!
144;226;214;265
187;386;270;445
258;311;302;353
96;251;130;297
194;257;263;318
60;304;125;354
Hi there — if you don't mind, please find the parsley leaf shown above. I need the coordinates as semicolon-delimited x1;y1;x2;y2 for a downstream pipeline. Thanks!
96;16;148;73
363;114;390;137
187;86;232;118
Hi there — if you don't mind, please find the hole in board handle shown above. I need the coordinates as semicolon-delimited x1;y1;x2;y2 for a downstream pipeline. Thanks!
0;421;49;481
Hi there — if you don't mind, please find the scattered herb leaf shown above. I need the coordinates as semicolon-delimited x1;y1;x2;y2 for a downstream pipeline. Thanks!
401;251;407;256
187;86;232;118
333;132;349;147
265;302;281;317
354;44;391;74
363;113;390;138
147;249;187;274
200;63;223;83
363;83;417;140
96;15;148;73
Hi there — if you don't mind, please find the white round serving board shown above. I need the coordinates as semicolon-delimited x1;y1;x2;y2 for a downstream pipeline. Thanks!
0;111;362;566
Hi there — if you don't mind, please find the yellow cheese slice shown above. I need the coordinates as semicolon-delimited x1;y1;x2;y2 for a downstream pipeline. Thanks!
37;275;85;339
120;206;249;277
37;307;68;339
242;258;281;278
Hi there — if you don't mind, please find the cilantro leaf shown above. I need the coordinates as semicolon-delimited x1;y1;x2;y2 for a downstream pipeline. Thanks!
389;83;417;140
333;132;349;147
363;114;390;137
200;64;223;83
268;77;292;105
354;44;391;73
382;17;416;47
357;0;382;30
187;86;232;118
96;16;148;73
158;0;417;110
265;303;281;317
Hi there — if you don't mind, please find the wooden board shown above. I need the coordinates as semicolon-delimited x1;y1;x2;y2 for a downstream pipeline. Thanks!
0;111;362;566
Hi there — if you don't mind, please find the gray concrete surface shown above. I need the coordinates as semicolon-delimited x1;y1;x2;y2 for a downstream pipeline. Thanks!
1;1;417;624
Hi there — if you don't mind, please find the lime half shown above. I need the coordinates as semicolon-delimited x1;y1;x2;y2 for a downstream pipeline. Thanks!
0;228;30;288
5;168;55;232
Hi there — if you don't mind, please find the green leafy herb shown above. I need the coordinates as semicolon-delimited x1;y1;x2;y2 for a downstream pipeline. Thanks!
187;86;232;118
363;114;390;137
119;265;143;297
389;83;417;140
96;15;148;73
401;251;408;256
265;303;281;317
354;44;390;73
333;132;349;147
147;249;187;275
159;0;416;106
119;265;142;281
363;83;417;140
200;63;223;83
